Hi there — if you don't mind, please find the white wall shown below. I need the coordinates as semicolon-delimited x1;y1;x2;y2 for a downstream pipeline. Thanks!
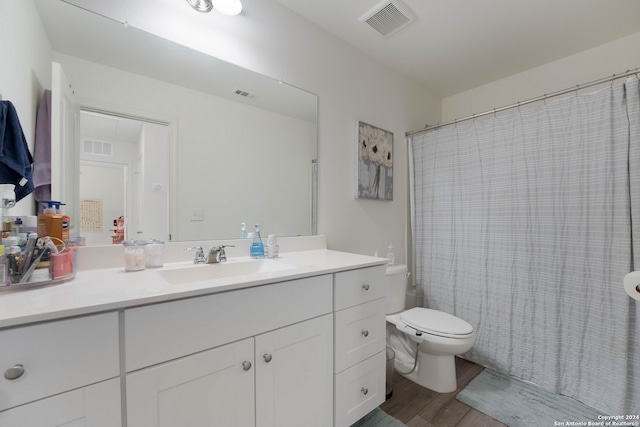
442;32;640;122
0;0;52;215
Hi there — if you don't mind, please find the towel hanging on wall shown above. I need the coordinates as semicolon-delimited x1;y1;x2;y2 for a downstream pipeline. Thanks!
33;90;52;205
0;100;34;201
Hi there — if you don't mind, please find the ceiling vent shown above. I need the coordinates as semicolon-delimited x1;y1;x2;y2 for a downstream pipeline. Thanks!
83;139;113;156
233;88;256;99
359;0;416;38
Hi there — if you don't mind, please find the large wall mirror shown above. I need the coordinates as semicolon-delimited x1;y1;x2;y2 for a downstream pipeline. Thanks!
34;0;318;245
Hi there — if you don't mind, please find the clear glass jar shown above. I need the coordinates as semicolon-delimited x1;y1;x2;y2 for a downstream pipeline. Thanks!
143;239;164;268
123;240;146;272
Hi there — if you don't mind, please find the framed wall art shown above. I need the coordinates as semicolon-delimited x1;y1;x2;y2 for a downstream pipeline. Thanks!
356;121;393;200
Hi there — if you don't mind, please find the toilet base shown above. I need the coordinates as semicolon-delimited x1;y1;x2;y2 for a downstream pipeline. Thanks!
401;351;458;393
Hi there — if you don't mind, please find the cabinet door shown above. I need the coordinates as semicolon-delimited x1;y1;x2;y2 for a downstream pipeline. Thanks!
0;378;121;427
127;338;254;427
255;314;333;427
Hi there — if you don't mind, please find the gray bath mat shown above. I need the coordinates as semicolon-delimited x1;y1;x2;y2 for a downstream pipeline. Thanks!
350;407;406;427
457;368;606;426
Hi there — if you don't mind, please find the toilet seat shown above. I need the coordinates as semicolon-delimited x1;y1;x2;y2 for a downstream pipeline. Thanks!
400;308;473;339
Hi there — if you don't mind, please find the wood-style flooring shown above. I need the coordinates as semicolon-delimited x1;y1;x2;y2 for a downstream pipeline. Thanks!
380;357;508;427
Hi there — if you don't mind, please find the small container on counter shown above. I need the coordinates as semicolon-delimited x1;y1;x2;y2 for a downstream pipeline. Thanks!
266;234;279;258
143;239;164;268
123;240;146;272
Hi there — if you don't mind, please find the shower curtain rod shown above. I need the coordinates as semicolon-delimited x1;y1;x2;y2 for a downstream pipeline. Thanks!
406;67;640;137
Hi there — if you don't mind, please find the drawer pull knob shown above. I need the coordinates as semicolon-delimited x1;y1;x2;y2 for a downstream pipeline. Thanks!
4;364;25;380
242;361;252;371
361;387;369;395
361;330;369;337
263;353;273;363
362;284;370;291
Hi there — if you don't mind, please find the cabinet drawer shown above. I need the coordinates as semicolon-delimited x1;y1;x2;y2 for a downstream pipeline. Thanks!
334;266;386;311
0;312;120;411
334;351;386;427
334;298;386;373
125;275;332;371
0;378;122;427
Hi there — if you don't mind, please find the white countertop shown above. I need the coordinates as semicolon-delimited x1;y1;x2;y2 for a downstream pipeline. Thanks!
0;249;388;328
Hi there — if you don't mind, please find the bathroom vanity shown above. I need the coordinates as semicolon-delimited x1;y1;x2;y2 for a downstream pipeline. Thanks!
0;237;387;427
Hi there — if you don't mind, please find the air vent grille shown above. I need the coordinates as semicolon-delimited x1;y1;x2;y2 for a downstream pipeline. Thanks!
83;139;113;156
360;0;416;38
234;88;256;99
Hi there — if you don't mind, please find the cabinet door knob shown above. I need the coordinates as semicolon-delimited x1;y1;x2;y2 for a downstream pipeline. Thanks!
242;361;252;371
263;353;273;363
362;284;370;291
4;364;25;380
361;330;369;337
361;387;369;395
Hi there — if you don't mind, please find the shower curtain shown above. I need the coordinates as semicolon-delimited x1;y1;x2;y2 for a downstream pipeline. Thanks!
410;77;640;415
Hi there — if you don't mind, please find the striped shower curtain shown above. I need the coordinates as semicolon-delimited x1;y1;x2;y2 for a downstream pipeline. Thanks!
410;77;640;415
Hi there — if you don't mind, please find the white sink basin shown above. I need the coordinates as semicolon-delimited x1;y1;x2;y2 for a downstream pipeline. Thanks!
159;258;296;285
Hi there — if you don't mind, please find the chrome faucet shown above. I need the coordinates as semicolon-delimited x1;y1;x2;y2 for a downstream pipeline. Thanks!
187;246;206;264
187;245;235;264
207;245;234;263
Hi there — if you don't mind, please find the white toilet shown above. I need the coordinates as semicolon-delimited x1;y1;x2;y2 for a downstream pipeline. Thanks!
385;264;475;393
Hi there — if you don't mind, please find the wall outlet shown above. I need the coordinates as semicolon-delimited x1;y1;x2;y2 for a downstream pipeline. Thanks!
190;208;204;221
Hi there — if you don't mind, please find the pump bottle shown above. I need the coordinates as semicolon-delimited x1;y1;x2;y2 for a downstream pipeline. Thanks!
37;201;69;244
250;224;265;258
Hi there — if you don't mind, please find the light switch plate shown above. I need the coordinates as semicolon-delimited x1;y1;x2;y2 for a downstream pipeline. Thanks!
190;208;204;221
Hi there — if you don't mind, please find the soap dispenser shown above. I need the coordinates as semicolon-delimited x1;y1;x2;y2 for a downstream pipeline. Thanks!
386;243;395;265
250;224;265;258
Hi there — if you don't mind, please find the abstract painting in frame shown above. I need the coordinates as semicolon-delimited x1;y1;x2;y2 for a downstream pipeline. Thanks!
356;121;393;200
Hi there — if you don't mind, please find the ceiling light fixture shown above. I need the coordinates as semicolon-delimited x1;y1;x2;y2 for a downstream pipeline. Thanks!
212;0;242;15
186;0;242;15
186;0;213;13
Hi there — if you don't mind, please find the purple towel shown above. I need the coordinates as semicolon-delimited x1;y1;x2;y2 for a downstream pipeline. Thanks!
0;100;34;202
33;90;52;204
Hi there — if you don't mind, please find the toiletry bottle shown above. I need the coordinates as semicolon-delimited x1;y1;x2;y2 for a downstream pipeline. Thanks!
387;243;395;264
240;223;247;239
250;224;265;258
38;201;69;243
12;217;23;235
5;236;22;283
0;245;7;286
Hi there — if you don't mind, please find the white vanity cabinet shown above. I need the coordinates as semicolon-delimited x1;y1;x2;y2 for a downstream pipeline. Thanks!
333;265;387;427
124;275;334;427
0;312;121;426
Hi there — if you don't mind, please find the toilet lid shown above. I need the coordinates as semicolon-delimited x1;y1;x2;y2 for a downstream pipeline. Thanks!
400;307;473;337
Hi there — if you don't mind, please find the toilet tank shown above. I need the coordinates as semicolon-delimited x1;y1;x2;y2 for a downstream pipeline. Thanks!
386;264;408;314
